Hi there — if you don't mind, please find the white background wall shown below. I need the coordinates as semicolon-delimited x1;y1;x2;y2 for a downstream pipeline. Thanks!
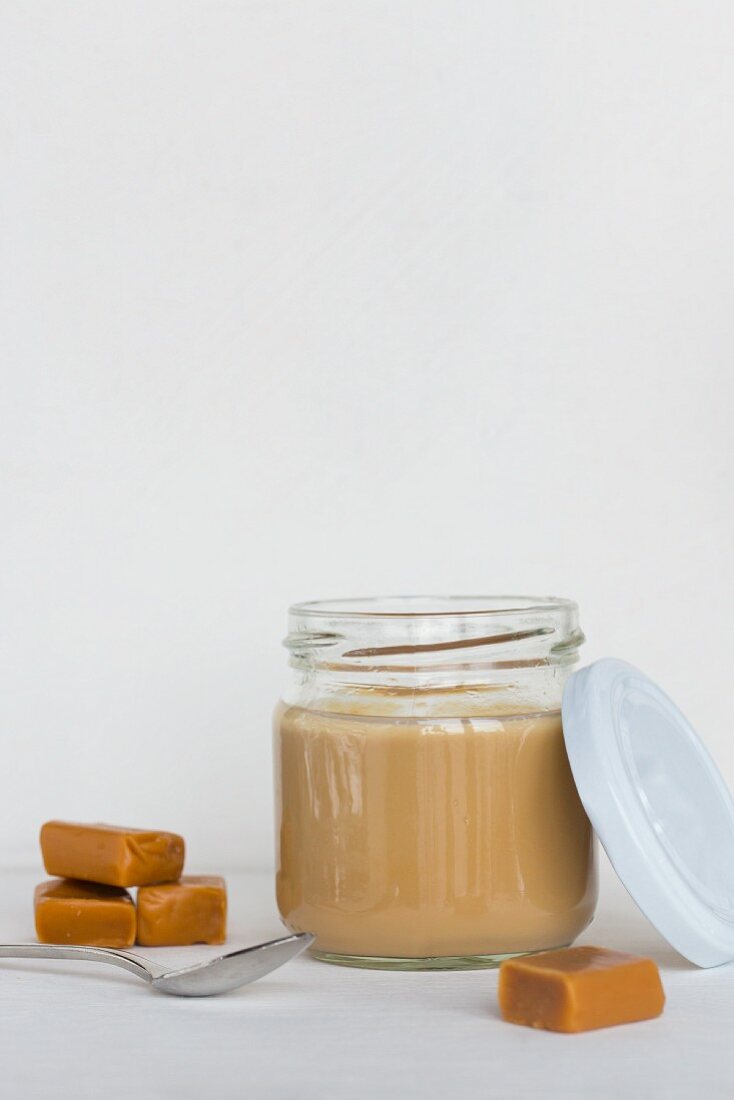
2;1;733;871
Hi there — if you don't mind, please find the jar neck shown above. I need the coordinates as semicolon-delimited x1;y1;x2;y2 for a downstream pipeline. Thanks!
283;596;583;716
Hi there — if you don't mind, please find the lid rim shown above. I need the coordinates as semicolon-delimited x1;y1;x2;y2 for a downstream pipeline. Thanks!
289;594;578;619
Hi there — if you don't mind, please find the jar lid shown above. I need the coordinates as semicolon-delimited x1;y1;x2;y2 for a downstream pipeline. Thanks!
562;658;734;968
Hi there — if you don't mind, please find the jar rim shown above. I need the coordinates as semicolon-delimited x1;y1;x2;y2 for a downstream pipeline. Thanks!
290;594;577;620
285;595;583;685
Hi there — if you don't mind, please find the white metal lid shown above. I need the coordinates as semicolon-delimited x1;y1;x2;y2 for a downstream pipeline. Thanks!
562;658;734;968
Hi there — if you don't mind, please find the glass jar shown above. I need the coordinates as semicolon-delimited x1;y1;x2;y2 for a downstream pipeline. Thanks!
274;596;597;970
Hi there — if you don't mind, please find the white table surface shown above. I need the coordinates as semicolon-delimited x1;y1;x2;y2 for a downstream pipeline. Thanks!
0;856;731;1099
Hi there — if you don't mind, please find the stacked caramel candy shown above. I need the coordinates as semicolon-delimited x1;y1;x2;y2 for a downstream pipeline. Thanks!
35;821;227;949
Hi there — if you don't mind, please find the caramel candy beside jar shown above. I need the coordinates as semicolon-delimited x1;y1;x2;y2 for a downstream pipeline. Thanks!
136;876;227;946
498;946;665;1033
35;879;136;948
40;821;185;887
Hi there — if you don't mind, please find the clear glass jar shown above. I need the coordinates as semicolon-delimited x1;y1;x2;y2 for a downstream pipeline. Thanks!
274;596;597;970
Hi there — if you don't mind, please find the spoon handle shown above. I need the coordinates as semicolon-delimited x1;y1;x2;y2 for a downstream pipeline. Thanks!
0;943;157;982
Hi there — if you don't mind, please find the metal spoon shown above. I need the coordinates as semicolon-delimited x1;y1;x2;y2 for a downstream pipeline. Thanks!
0;933;314;996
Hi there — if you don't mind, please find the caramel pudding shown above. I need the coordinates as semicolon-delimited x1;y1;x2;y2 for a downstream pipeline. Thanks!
275;695;596;963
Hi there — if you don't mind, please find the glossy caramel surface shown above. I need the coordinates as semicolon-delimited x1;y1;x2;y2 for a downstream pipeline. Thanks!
40;821;185;888
137;875;227;946
34;878;135;948
499;945;665;1032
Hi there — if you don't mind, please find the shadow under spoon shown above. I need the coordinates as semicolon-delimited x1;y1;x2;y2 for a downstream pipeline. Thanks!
0;933;314;996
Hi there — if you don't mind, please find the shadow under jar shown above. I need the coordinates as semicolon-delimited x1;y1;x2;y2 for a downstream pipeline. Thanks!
274;596;597;970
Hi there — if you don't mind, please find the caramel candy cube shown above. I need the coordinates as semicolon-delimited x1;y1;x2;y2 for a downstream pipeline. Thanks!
35;879;136;948
137;876;227;946
499;946;665;1033
40;821;185;888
